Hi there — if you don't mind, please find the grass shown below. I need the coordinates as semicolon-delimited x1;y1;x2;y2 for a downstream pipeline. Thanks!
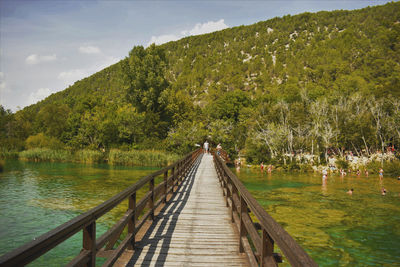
74;149;105;164
0;149;19;159
16;148;180;167
108;149;180;167
19;148;73;162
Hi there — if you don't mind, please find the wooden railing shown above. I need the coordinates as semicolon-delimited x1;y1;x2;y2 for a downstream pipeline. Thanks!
0;149;202;267
213;153;318;267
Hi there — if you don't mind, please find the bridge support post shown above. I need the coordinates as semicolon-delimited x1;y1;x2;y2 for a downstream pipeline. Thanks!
83;222;96;267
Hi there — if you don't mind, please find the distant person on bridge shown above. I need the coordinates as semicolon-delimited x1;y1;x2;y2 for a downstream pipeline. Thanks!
203;140;209;154
216;143;222;156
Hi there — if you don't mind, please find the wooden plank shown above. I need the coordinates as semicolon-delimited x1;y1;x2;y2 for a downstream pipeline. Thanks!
114;154;247;267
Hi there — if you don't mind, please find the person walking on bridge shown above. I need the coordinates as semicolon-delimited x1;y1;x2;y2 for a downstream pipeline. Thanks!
203;140;209;154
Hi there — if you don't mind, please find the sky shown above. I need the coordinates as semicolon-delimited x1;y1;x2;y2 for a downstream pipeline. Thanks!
0;0;392;112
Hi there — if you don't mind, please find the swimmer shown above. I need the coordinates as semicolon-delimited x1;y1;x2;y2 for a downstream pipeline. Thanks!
356;169;361;176
381;187;387;196
365;170;369;176
260;162;264;172
347;188;354;195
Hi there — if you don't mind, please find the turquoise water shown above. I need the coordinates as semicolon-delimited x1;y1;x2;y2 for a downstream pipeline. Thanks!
233;168;400;266
0;160;158;266
1;159;399;266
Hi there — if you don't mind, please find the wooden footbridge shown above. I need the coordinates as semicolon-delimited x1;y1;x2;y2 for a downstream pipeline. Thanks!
0;149;317;267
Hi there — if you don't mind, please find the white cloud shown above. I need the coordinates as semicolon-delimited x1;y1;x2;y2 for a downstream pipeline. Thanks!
79;45;101;54
148;19;228;46
186;19;228;36
148;34;181;46
28;88;53;105
25;54;57;65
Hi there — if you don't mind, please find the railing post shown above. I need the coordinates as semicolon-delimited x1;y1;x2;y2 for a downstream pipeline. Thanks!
226;177;230;207
150;177;155;220
128;192;136;250
171;166;175;193
230;184;235;223
239;195;247;253
261;228;276;267
164;170;168;203
222;173;226;196
83;222;96;267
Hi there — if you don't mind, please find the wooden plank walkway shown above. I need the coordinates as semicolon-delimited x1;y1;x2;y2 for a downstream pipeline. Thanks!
114;153;248;267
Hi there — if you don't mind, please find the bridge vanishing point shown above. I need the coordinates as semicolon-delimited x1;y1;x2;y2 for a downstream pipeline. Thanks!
0;149;317;267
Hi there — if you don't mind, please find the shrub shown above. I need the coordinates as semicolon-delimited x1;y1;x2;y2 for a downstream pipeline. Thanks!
25;133;64;150
336;159;349;170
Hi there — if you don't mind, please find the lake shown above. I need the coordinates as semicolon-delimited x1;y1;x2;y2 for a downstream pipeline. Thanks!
0;160;159;266
1;160;399;266
233;167;400;266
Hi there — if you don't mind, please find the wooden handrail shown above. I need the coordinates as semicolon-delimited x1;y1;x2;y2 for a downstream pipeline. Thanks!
0;148;202;267
213;153;318;267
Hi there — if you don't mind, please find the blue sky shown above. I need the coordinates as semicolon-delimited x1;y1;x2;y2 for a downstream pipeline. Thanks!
0;0;392;111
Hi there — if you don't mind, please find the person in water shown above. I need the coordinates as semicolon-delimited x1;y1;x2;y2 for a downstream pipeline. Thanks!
379;168;384;178
322;169;328;179
381;187;387;196
347;188;354;195
260;162;264;172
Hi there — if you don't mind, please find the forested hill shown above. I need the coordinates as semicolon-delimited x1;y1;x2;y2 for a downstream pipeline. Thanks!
2;2;400;162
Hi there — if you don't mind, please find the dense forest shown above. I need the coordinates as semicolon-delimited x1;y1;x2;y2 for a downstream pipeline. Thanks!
1;2;400;165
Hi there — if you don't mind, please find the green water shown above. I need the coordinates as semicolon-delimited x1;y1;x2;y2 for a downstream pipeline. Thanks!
233;168;400;266
0;160;159;266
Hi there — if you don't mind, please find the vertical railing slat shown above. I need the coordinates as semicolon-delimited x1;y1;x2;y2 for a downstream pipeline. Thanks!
164;170;168;203
150;177;155;221
83;222;96;267
128;192;136;250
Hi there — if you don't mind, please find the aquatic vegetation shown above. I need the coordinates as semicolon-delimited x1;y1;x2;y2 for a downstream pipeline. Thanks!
74;149;104;164
19;148;73;162
0;149;19;159
108;149;180;167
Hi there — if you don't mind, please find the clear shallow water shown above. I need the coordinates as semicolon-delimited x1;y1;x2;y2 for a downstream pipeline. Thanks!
233;168;400;266
0;160;158;266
